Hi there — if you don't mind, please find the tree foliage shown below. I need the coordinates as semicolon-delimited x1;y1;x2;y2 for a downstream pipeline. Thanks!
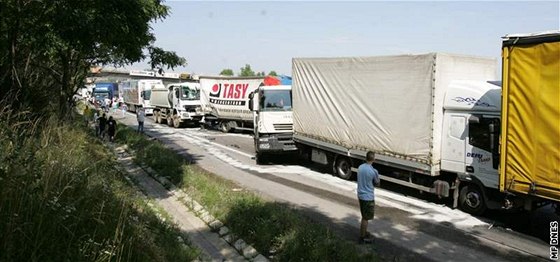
268;71;278;76
239;64;255;77
219;69;234;76
0;0;186;118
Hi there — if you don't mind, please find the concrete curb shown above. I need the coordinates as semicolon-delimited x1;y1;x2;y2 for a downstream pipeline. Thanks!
118;144;268;262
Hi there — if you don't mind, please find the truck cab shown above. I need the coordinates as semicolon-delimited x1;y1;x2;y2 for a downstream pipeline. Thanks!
249;85;297;164
441;80;502;214
92;82;118;102
152;82;204;128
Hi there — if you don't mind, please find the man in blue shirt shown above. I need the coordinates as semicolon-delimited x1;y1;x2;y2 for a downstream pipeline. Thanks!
357;151;380;244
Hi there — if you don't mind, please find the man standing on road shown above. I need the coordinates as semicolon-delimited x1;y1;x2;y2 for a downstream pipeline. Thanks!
107;116;117;142
357;151;380;244
136;105;145;133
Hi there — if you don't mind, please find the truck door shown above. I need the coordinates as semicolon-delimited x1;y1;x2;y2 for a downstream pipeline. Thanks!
466;116;500;189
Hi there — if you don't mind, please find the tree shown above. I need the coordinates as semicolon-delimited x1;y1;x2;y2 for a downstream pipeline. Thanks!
219;69;234;76
239;64;255;76
0;0;186;118
268;71;278;76
256;71;265;77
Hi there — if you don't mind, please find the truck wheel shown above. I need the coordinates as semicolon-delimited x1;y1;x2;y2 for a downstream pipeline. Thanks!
334;156;353;180
219;122;230;133
173;116;182;128
154;111;160;124
459;184;487;215
167;115;173;127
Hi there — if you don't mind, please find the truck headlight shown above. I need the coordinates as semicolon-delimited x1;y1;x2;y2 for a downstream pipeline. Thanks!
259;143;270;149
259;138;269;142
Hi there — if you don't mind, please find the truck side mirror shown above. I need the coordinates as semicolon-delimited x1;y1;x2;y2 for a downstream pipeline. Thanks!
248;92;255;111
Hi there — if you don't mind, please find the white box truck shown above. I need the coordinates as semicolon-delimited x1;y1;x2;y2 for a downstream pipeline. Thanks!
199;76;264;132
150;82;204;128
292;53;505;214
121;79;163;115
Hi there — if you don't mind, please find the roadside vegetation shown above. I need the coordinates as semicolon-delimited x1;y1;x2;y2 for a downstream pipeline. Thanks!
116;126;378;261
0;104;200;261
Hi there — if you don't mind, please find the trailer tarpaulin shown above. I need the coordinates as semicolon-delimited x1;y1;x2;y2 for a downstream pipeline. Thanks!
500;32;560;201
292;53;497;167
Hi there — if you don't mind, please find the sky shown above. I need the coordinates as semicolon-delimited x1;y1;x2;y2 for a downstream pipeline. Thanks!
132;1;559;76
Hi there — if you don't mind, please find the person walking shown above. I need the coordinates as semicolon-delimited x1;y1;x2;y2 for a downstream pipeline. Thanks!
136;105;145;133
121;102;128;118
357;151;380;244
98;113;107;139
93;111;99;135
107;116;117;142
83;106;91;125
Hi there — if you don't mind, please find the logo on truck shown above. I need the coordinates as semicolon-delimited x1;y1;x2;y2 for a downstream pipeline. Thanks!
209;83;250;106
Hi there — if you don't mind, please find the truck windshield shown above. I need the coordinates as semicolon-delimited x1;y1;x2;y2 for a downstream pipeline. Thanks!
93;92;109;100
260;90;292;111
181;87;200;100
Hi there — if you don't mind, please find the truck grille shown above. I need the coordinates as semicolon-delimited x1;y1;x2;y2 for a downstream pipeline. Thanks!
273;123;293;131
184;105;199;113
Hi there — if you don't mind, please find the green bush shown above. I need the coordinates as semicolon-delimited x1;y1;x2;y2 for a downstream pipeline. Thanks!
0;106;199;261
115;125;184;185
120;131;378;261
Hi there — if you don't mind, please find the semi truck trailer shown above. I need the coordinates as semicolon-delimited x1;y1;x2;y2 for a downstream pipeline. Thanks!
499;31;560;212
199;76;264;132
292;53;504;214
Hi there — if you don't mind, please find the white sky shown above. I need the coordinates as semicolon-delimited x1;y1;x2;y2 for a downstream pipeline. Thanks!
132;1;560;76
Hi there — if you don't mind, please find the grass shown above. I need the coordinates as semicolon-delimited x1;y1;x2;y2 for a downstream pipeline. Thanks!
116;119;378;261
0;103;200;261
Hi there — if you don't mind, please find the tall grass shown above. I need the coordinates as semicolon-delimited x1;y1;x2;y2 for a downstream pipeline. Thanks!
117;123;378;261
0;104;199;261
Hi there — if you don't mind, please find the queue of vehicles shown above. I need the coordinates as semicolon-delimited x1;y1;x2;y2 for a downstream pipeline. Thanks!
85;31;559;216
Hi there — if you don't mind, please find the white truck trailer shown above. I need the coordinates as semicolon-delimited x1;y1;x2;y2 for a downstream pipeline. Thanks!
199;76;264;132
150;82;204;128
121;79;163;115
292;53;503;214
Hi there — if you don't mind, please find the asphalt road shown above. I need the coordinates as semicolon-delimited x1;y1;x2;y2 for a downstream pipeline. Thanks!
115;111;556;261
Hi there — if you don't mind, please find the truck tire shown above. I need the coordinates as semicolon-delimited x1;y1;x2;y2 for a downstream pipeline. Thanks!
219;121;230;133
334;156;353;180
154;111;160;124
459;184;487;215
167;114;174;127
173;115;182;128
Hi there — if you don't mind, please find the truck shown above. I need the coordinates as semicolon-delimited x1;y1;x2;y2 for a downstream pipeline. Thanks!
292;53;506;215
150;82;204;128
248;76;298;164
121;79;163;115
199;76;264;132
499;31;560;212
92;82;118;101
